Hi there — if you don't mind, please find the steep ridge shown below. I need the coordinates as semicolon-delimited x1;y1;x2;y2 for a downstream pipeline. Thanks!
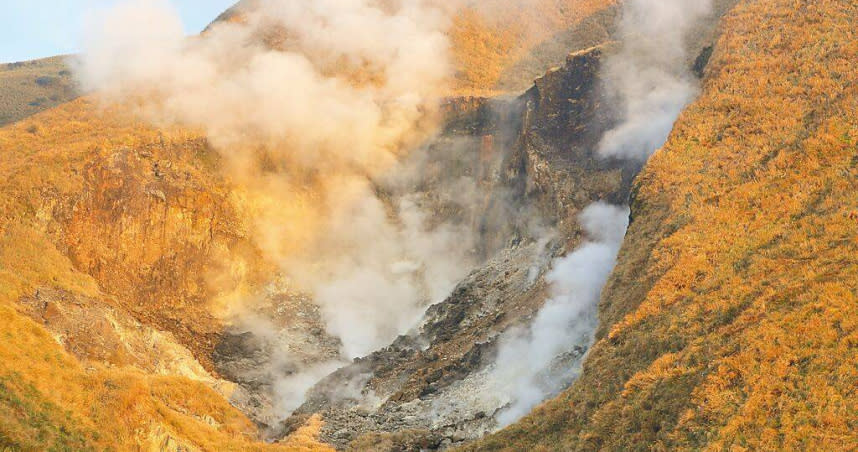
468;0;858;450
0;1;617;126
214;0;620;95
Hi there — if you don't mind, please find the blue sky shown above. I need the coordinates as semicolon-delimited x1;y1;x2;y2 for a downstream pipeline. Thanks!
0;0;237;63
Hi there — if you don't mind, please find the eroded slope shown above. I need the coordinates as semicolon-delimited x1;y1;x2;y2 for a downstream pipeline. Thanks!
283;46;634;450
0;100;334;450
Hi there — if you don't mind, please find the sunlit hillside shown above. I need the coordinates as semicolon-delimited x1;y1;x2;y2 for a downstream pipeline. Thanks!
0;98;333;450
0;1;624;447
0;56;78;126
468;0;858;449
216;0;618;95
447;0;617;93
1;0;855;450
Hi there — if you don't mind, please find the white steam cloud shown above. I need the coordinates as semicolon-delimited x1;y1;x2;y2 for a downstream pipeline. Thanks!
487;0;714;428
287;186;475;360
75;0;715;429
490;203;629;427
75;0;475;417
598;0;713;160
75;0;451;170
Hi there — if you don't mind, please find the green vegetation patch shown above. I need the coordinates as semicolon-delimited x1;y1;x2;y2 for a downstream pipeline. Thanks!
0;374;97;452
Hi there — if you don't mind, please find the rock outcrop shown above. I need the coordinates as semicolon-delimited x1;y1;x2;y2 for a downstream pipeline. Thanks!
279;45;635;450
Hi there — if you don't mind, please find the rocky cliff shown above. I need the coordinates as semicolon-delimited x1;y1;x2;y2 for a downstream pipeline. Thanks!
281;46;632;450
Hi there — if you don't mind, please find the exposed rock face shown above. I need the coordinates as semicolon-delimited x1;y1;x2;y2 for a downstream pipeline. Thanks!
213;290;342;428
0;97;337;452
0;107;264;371
278;45;636;450
59;142;243;368
19;287;232;393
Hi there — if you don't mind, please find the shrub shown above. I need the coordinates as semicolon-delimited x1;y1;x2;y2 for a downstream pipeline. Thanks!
34;76;56;87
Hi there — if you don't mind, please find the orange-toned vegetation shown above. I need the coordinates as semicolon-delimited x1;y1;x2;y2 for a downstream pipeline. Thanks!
1;1;613;450
468;0;858;450
0;1;625;446
448;0;617;94
219;0;616;95
0;100;331;450
4;0;855;449
0;99;263;369
0;300;336;451
0;56;78;127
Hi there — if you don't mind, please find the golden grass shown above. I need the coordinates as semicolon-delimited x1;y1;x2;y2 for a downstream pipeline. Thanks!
448;0;617;94
0;1;618;449
215;0;616;96
0;99;333;450
468;0;858;449
0;298;337;451
0;56;78;126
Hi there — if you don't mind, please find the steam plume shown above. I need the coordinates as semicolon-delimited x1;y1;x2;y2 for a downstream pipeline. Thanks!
75;0;473;417
598;0;713;160
486;0;714;428
490;203;629;427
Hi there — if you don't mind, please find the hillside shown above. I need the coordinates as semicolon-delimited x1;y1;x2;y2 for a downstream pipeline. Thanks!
446;0;618;93
0;98;336;450
214;0;619;95
0;0;855;450
0;56;78;126
468;0;858;449
0;1;627;447
0;0;615;126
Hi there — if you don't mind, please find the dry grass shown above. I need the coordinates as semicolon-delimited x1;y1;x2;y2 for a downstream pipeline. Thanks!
0;56;78;126
468;0;858;450
0;300;334;451
0;1;618;450
217;0;616;96
0;99;332;450
0;98;273;368
448;0;617;94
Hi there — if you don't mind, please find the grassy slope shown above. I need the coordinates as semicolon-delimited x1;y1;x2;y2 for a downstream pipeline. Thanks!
0;100;331;451
217;0;617;96
447;0;617;94
467;0;858;450
0;302;335;452
0;57;78;127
